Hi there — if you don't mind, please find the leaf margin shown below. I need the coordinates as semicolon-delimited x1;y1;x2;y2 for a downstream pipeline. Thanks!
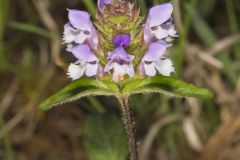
122;75;214;99
39;78;119;111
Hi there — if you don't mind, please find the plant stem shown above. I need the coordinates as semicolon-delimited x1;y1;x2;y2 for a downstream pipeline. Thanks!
118;95;138;160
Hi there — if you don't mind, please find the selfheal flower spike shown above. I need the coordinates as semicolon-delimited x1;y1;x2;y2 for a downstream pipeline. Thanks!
48;3;213;160
64;0;177;81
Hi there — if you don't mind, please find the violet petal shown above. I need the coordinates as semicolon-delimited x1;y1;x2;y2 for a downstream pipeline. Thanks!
108;47;134;62
85;62;99;77
104;47;135;80
148;3;173;27
125;64;134;77
143;3;173;43
114;34;131;47
154;59;175;76
104;60;114;72
67;63;86;80
63;23;76;43
87;26;99;49
143;42;168;62
68;9;92;31
143;63;157;76
143;23;154;44
70;44;98;62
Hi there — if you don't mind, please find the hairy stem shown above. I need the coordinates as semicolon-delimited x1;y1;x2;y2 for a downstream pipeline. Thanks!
118;95;138;160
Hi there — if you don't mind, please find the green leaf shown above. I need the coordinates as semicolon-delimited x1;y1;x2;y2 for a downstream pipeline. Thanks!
122;75;213;99
39;79;119;111
83;114;128;160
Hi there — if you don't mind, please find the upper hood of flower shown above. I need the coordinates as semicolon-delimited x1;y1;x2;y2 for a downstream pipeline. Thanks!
70;44;98;62
146;3;173;28
143;42;168;62
65;9;99;49
68;9;93;31
143;3;174;44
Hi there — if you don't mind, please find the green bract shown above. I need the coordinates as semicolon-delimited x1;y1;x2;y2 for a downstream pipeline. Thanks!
39;79;118;111
39;76;213;111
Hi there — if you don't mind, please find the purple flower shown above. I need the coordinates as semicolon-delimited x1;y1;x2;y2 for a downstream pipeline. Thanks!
63;1;178;81
63;9;98;49
98;0;112;12
138;42;175;76
114;34;131;47
144;3;178;44
67;44;101;80
104;47;134;82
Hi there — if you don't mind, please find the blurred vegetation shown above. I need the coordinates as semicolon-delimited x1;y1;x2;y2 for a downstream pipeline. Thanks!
0;0;240;160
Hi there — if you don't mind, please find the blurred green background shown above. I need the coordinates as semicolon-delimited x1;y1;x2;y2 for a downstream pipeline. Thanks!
0;0;239;160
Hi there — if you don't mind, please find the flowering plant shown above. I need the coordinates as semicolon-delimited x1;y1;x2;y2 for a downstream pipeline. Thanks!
40;1;213;160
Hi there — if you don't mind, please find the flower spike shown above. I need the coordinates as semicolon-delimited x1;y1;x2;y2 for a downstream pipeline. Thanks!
63;1;177;81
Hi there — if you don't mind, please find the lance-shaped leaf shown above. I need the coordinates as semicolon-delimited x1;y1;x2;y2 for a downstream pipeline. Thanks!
39;79;119;111
83;114;128;160
122;75;214;99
